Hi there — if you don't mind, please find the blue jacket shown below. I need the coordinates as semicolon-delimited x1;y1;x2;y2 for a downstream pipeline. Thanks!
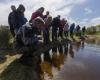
70;23;75;32
14;11;27;29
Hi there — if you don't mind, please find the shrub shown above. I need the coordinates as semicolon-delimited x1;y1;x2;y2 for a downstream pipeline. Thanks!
0;26;12;48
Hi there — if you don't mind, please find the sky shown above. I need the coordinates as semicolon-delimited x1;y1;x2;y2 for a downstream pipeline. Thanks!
0;0;100;27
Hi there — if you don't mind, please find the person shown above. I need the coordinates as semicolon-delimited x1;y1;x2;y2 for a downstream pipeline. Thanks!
58;18;66;39
14;18;45;65
63;20;69;38
8;5;16;37
43;16;52;44
52;15;61;41
30;7;44;22
75;25;81;37
82;26;86;35
69;23;75;38
43;11;49;19
14;4;27;35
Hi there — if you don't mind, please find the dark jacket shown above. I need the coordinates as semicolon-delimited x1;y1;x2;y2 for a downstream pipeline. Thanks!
70;23;75;32
14;10;27;29
16;23;39;47
8;11;16;27
52;17;60;30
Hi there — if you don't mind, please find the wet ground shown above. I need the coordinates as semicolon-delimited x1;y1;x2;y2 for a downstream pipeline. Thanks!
41;41;100;80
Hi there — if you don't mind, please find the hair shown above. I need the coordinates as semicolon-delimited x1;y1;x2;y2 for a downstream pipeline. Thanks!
57;15;60;18
37;7;44;12
11;5;15;8
17;4;25;12
11;5;16;10
46;11;49;14
45;16;52;23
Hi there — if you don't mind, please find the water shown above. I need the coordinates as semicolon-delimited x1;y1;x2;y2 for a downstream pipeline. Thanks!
0;39;100;80
41;41;100;80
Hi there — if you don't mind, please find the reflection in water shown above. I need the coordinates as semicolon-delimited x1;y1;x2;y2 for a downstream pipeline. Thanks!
40;41;76;80
0;40;85;80
81;41;85;49
69;44;74;58
41;40;85;80
74;40;85;52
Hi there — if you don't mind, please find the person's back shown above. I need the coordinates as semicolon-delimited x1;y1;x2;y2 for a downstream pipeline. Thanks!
82;27;86;31
82;26;86;35
70;23;75;32
52;17;60;30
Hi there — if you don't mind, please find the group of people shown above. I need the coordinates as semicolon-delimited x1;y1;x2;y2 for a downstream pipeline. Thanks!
8;4;86;65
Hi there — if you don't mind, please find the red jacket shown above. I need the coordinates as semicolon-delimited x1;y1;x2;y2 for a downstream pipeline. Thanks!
30;11;43;21
60;20;66;29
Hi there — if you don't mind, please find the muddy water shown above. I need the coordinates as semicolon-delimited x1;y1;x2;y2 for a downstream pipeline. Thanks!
41;41;100;80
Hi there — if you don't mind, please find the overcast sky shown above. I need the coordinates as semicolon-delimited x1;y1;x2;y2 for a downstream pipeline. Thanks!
0;0;100;27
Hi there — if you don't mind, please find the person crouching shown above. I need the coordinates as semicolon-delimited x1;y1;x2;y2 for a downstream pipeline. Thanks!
14;18;45;66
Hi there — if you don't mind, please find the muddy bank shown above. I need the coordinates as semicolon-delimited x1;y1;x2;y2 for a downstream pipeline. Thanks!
85;35;100;45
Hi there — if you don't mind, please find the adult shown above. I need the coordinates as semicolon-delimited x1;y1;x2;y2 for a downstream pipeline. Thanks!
30;7;44;22
43;16;52;44
52;15;61;41
14;18;45;65
70;23;75;38
82;26;86;35
64;20;69;38
43;11;49;19
76;25;81;37
58;18;66;39
8;5;16;37
14;4;27;34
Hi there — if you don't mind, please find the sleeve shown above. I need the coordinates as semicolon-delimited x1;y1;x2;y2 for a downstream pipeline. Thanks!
30;12;36;21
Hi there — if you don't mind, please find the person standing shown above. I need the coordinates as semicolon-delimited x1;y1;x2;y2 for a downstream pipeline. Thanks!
69;23;75;38
14;4;27;35
52;15;61;41
8;5;16;37
82;26;86;35
75;25;81;37
43;16;52;44
58;18;66;39
43;11;49;19
64;20;69;38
